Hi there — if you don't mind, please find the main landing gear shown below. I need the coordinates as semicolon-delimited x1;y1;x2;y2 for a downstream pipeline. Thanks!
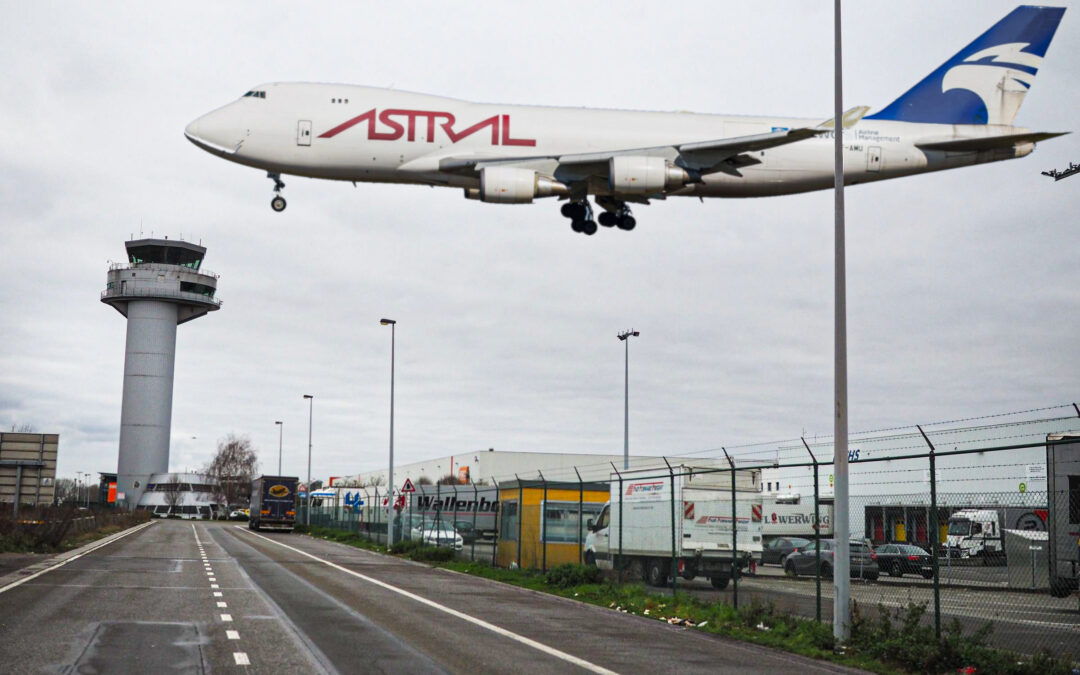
596;197;636;230
268;172;287;212
561;200;597;235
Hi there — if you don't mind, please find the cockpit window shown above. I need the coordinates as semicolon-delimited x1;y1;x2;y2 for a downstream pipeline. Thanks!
242;91;267;99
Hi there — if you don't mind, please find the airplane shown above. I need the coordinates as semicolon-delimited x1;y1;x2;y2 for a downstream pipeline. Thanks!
185;5;1067;236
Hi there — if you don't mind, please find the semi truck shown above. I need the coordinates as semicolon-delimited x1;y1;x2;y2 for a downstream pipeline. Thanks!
584;466;762;589
1047;433;1079;597
249;475;298;531
944;506;1049;560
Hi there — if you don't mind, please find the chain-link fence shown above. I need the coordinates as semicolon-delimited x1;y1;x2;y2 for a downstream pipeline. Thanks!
302;407;1080;659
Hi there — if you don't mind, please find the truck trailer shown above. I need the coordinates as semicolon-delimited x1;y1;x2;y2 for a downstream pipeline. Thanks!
584;466;762;589
1047;433;1080;597
249;475;298;531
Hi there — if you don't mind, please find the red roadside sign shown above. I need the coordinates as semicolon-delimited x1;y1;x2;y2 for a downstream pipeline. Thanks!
401;478;416;493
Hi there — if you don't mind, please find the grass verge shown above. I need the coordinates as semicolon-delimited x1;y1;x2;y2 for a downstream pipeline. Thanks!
298;526;1077;674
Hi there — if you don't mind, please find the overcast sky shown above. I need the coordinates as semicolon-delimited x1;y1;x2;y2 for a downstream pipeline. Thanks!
1;1;1078;485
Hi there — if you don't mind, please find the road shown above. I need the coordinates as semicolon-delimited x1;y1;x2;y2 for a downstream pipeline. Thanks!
0;520;869;674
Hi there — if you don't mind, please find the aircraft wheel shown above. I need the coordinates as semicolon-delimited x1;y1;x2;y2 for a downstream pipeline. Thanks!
561;202;576;218
571;219;583;233
598;212;617;227
271;196;287;212
582;220;598;235
617;215;636;231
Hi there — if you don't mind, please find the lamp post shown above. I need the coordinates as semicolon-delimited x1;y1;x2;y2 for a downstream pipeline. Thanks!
380;318;396;550
303;395;313;526
275;421;284;475
617;330;640;470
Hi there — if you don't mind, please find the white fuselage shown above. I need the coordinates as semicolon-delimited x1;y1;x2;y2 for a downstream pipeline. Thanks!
186;83;1037;199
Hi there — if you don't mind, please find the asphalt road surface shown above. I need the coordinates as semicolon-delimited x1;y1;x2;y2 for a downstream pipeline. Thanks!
0;520;869;674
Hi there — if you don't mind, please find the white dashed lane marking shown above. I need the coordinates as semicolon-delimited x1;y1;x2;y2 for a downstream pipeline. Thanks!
233;652;250;666
227;630;240;640
217;602;228;608
221;613;233;622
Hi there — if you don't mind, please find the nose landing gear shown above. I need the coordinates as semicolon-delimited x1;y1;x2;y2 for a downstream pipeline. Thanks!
268;172;287;212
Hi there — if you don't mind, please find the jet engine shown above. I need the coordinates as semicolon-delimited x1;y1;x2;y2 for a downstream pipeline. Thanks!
470;167;568;204
608;156;689;194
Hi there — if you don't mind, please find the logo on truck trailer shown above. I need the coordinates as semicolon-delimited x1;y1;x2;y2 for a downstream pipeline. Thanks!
268;484;291;498
625;481;666;500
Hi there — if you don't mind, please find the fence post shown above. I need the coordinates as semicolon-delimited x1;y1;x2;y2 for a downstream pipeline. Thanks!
574;467;584;565
539;471;548;573
611;463;623;584
471;483;479;562
722;448;737;608
515;474;523;569
917;424;941;641
663;457;677;594
802;437;822;623
374;487;379;541
436;482;442;548
491;476;499;567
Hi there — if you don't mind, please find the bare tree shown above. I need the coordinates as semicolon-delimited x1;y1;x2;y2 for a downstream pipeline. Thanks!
363;475;385;488
163;475;184;515
436;473;459;485
54;478;78;503
202;434;259;510
9;423;36;432
310;479;323;491
416;475;433;486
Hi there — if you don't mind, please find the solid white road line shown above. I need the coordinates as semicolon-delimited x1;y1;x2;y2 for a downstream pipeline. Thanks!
0;521;155;595
236;527;621;675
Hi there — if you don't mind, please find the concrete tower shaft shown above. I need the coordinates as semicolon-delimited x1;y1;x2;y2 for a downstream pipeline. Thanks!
102;238;221;507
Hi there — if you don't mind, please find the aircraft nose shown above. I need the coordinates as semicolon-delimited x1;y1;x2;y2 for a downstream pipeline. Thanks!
184;108;243;155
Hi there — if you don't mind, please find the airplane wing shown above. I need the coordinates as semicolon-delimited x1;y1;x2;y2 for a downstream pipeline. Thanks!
915;131;1068;152
438;127;827;181
438;106;870;186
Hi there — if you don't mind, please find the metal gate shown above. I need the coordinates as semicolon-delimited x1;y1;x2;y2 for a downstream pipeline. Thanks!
297;120;312;146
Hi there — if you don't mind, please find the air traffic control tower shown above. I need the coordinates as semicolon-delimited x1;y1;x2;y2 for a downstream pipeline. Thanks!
102;238;221;507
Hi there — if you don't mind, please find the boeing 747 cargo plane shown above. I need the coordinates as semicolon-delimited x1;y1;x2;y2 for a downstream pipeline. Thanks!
186;6;1066;235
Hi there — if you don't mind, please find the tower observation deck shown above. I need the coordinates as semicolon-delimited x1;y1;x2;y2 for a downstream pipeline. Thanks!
102;238;221;507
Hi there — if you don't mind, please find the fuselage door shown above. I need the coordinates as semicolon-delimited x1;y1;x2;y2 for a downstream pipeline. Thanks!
297;120;312;147
867;146;882;173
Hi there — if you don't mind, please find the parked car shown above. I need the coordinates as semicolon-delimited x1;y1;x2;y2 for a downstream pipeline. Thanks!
454;520;482;544
874;543;934;578
229;509;249;521
418;525;463;550
761;537;812;565
784;539;879;580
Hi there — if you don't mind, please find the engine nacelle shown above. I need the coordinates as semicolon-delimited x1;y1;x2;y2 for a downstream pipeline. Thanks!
478;167;567;204
608;156;688;194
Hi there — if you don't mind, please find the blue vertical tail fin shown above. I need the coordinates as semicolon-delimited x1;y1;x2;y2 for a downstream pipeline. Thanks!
865;6;1065;125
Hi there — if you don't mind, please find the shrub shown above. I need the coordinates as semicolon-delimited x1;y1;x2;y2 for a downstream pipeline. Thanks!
544;563;603;588
408;545;455;562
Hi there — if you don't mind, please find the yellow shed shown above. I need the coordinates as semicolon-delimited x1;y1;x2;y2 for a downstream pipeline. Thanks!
496;479;610;571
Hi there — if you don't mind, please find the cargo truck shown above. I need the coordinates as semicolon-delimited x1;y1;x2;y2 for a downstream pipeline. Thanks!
944;506;1049;560
1047;433;1080;597
249;475;298;531
584;466;762;589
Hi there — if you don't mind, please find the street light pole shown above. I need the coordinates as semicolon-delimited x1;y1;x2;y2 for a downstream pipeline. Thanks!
381;318;397;550
617;330;639;471
303;395;314;527
832;0;851;642
275;421;284;475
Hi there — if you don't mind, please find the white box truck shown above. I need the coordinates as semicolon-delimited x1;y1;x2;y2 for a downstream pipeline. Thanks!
584;466;762;589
